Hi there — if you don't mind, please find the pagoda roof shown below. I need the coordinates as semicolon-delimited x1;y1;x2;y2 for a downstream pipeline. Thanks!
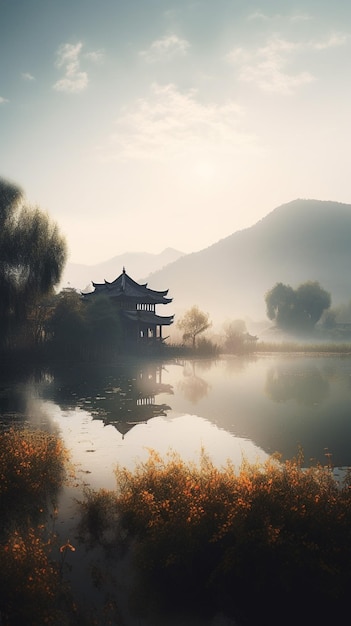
88;267;172;304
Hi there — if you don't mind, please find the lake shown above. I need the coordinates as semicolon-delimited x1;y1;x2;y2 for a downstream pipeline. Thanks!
2;353;351;489
1;352;351;624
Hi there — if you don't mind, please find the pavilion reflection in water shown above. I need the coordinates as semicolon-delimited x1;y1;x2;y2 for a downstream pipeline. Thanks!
86;363;173;439
40;360;173;438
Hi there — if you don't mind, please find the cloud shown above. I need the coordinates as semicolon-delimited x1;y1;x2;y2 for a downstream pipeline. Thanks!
228;37;314;94
85;49;105;64
248;11;311;22
140;34;190;62
290;14;312;22
312;32;349;50
227;30;349;95
21;72;35;81
97;83;259;162
247;11;269;21
0;96;9;104
53;42;88;93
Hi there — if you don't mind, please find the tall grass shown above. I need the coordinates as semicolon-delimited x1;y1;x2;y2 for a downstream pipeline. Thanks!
79;449;351;625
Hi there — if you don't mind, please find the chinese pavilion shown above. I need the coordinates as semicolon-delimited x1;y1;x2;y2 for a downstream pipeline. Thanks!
83;267;174;345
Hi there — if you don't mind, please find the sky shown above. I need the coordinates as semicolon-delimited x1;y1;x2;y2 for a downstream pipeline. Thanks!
1;0;351;265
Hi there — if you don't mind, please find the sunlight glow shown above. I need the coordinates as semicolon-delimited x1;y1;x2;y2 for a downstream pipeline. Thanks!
193;160;216;181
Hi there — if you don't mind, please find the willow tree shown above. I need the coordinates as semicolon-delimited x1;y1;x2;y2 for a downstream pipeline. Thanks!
265;281;331;333
0;177;67;349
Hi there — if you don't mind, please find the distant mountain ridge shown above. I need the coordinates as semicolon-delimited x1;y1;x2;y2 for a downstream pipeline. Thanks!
61;199;351;326
139;199;351;324
60;247;185;292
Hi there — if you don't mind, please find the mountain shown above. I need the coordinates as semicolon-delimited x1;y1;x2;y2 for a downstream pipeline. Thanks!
60;247;185;292
139;199;351;326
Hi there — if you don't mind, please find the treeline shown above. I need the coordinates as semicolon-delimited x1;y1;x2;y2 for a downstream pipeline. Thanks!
1;175;349;364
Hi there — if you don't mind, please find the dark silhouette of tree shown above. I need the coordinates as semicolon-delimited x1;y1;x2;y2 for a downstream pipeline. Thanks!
177;305;211;349
265;283;295;329
46;289;87;357
47;291;123;359
295;281;331;327
0;179;23;344
265;281;331;333
0;177;67;349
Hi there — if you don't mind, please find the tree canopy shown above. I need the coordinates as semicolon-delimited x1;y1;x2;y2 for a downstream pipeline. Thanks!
0;177;67;349
46;290;123;359
177;305;211;349
265;280;331;333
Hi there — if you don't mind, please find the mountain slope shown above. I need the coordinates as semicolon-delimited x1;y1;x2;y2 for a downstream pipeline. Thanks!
141;199;351;324
60;247;185;291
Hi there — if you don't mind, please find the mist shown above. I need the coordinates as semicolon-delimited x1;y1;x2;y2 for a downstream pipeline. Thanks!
61;198;351;337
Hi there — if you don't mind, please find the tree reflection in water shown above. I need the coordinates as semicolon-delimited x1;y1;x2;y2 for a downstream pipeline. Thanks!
177;360;210;404
265;364;330;406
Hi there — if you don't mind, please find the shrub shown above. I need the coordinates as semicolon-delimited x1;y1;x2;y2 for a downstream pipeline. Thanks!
0;427;67;531
195;336;219;356
0;427;76;625
0;527;70;625
79;449;351;625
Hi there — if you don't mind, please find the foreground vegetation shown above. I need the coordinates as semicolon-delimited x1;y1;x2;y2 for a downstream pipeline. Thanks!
2;424;351;625
79;449;351;626
0;427;78;625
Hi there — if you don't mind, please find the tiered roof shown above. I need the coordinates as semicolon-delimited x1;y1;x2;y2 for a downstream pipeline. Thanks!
88;267;172;305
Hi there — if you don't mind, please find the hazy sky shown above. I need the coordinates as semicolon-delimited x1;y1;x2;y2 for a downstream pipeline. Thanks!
1;1;351;264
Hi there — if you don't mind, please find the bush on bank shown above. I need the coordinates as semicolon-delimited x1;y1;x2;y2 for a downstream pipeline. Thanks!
2;425;351;625
79;449;351;625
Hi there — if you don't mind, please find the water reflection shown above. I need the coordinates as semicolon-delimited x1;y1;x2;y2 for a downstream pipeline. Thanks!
157;355;351;468
2;354;351;626
0;382;29;418
265;363;330;405
44;361;173;438
177;360;211;403
1;355;351;470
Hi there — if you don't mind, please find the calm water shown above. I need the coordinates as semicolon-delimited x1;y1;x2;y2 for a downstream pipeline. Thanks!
2;353;351;625
2;353;351;489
